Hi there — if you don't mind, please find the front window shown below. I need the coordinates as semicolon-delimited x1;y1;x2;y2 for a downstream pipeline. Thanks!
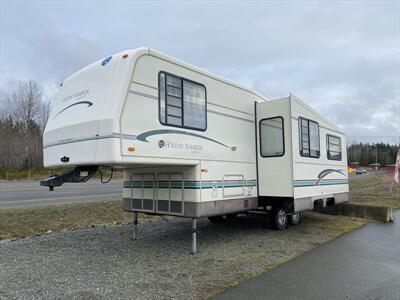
159;72;206;131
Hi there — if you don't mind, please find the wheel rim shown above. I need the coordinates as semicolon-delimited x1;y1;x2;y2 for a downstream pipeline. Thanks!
292;213;300;222
277;209;286;226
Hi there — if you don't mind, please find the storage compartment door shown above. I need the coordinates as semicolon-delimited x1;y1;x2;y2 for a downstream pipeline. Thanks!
130;173;155;212
156;173;184;215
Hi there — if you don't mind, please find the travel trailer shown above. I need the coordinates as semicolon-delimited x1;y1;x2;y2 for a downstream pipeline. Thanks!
41;48;349;253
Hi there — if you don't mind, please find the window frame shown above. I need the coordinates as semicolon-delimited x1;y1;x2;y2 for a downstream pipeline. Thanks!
299;116;320;159
259;116;285;158
158;71;207;132
326;134;342;161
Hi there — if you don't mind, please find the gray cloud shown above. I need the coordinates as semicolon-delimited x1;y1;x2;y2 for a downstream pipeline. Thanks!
1;1;399;144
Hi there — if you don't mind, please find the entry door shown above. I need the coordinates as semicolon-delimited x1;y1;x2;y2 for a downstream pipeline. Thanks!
256;100;292;197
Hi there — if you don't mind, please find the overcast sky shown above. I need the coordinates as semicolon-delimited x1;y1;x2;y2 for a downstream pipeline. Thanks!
1;0;399;144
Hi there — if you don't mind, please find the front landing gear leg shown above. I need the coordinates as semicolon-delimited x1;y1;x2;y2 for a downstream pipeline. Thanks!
130;212;138;241
191;218;197;254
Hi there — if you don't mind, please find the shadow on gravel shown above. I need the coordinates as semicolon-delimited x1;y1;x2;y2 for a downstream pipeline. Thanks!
72;214;276;257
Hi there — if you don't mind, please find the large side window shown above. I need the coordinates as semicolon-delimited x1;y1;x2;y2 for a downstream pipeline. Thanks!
159;72;206;131
327;134;342;161
260;117;285;157
299;117;320;158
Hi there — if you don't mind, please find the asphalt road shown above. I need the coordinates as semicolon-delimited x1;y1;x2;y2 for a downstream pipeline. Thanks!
0;179;123;207
213;211;400;300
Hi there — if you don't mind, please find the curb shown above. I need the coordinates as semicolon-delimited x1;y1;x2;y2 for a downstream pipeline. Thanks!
320;203;394;222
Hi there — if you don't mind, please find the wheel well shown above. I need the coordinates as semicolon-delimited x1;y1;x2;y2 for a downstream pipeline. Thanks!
326;197;335;206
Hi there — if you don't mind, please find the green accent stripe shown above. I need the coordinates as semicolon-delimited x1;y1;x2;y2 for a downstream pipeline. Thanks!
294;179;348;187
123;180;257;189
44;134;118;149
44;133;137;149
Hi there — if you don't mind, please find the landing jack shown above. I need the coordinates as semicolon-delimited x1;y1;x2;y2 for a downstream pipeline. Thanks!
131;212;138;241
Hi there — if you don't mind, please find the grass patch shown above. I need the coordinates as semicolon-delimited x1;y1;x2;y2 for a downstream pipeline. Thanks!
0;167;66;181
0;200;155;240
349;171;400;209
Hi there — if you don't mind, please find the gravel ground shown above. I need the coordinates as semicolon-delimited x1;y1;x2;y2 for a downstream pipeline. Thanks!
0;212;366;300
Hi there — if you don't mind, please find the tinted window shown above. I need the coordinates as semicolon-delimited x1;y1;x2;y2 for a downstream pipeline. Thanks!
260;117;284;157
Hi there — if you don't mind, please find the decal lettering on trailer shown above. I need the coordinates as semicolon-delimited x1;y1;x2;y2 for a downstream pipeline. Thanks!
158;139;203;153
136;129;231;149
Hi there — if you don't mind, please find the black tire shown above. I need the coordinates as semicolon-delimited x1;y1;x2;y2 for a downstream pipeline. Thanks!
289;212;301;225
208;216;225;223
271;206;288;230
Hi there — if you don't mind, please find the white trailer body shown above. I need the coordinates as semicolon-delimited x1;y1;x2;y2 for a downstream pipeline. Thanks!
43;47;348;225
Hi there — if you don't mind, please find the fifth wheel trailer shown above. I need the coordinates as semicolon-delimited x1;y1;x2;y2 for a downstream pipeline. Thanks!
41;47;349;253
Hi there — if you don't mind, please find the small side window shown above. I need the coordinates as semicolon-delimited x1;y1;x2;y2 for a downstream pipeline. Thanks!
327;134;342;161
299;117;320;158
260;117;285;157
158;72;206;131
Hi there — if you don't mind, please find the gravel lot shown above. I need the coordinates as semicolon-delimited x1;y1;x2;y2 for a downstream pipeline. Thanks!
0;212;366;300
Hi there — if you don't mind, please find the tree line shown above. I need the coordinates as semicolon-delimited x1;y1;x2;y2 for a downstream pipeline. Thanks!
0;80;50;170
347;142;398;166
0;80;398;172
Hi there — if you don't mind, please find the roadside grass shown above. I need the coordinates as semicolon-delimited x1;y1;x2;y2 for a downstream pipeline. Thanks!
0;200;156;240
302;212;371;236
349;171;400;209
0;167;66;181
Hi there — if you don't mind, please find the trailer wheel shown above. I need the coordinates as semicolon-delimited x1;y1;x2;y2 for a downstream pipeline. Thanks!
208;216;225;223
289;212;301;225
272;206;288;230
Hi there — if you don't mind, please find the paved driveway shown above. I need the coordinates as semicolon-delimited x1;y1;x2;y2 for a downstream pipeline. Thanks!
213;212;400;300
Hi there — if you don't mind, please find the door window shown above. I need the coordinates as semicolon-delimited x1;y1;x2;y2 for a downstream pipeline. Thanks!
260;117;285;157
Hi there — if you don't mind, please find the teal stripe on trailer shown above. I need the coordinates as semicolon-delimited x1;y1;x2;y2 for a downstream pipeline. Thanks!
44;133;137;149
293;179;348;187
123;180;257;189
319;181;348;186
